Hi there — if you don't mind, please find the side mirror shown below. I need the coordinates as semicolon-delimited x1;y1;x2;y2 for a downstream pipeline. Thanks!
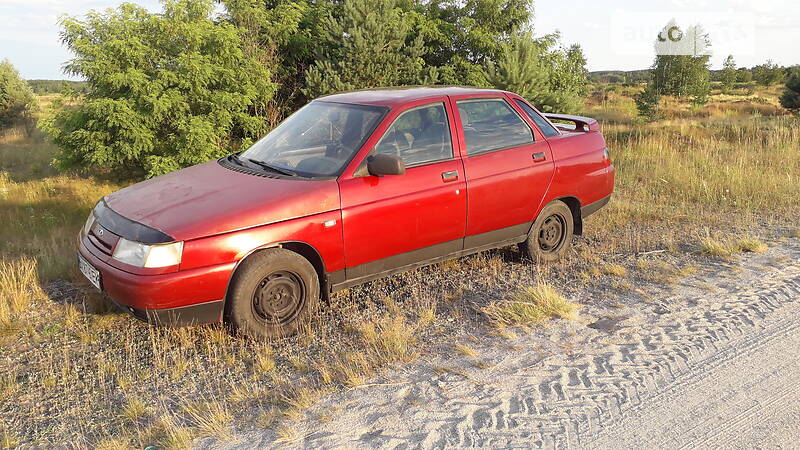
367;154;405;176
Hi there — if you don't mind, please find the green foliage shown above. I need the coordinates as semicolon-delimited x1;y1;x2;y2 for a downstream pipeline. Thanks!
736;67;752;83
0;60;38;134
646;22;711;106
417;0;532;86
780;70;800;113
720;55;737;92
303;0;436;98
753;60;785;86
45;0;276;178
635;84;661;122
484;33;589;113
26;80;89;95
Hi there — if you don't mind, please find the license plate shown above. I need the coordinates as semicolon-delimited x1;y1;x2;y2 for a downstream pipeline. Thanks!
78;254;101;291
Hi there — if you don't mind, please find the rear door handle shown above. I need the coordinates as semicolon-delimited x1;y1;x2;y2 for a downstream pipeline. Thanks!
441;170;459;182
532;152;547;162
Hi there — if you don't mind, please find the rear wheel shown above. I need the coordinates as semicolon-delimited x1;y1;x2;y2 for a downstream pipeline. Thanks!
520;200;574;263
226;248;319;339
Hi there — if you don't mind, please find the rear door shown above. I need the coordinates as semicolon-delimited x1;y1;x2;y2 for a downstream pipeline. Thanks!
449;94;555;249
338;100;466;284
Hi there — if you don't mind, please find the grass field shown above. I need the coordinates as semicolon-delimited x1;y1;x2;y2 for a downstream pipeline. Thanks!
1;85;798;447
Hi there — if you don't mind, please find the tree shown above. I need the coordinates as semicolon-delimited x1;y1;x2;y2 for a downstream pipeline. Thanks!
485;33;589;113
303;0;437;98
45;0;275;178
780;70;800;113
635;83;661;122
414;0;533;86
753;60;784;86
736;68;753;83
0;60;38;135
647;21;711;106
720;55;737;92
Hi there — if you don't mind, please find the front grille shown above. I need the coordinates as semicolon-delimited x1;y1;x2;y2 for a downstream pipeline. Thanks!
87;222;120;255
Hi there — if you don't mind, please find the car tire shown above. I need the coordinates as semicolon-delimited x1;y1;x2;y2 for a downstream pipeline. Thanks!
225;248;319;339
520;200;574;263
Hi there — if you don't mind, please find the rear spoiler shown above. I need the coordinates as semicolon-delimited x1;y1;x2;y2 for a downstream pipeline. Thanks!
543;113;600;132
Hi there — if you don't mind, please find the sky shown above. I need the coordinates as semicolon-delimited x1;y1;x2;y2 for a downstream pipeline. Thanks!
1;0;799;80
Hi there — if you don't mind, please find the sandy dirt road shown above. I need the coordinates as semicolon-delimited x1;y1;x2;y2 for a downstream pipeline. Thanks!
204;239;800;449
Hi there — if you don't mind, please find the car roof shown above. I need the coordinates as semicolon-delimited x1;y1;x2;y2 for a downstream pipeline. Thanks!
317;86;510;107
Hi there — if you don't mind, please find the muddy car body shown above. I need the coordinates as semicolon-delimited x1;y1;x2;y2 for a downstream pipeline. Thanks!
77;87;615;338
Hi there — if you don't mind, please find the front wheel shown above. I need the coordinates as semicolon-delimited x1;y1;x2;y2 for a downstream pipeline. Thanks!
225;248;319;339
520;200;574;263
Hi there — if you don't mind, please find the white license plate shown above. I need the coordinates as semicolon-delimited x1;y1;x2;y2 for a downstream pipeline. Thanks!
78;254;101;291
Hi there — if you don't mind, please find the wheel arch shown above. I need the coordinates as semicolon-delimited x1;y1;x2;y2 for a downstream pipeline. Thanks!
555;196;583;236
221;240;328;320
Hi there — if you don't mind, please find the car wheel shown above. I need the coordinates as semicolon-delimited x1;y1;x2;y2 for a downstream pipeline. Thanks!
520;200;574;263
226;248;319;339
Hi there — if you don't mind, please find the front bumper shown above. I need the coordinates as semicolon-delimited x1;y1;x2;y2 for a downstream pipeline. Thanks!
78;239;233;326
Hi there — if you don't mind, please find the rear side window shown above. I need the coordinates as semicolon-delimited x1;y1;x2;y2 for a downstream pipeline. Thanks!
514;99;560;138
373;102;453;167
456;99;533;155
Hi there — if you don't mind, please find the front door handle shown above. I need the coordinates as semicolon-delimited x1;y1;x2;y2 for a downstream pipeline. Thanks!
532;152;547;162
441;170;459;182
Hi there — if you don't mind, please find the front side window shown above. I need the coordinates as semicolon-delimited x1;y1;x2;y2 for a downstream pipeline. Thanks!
514;99;560;138
373;103;453;167
241;101;386;177
457;99;533;155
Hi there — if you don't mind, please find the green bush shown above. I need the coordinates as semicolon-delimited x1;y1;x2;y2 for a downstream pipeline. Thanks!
780;71;800;113
0;60;38;134
45;0;275;179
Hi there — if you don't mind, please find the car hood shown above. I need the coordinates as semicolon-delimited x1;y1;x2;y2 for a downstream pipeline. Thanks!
104;160;340;241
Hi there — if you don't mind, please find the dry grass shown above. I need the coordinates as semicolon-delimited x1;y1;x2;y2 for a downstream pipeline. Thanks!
454;343;479;358
483;285;579;327
737;237;768;253
0;257;44;329
601;263;627;277
789;228;800;238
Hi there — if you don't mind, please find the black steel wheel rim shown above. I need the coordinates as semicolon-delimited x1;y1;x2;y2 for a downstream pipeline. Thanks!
252;270;305;325
537;214;567;253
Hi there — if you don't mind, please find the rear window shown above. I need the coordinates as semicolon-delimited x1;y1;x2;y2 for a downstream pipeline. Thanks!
514;99;560;138
456;99;533;155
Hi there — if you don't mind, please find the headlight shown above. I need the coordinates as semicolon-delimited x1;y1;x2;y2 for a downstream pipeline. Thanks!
112;238;183;268
82;211;96;237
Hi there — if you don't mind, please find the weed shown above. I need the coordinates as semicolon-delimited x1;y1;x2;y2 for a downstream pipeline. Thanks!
737;237;768;253
454;343;479;358
483;285;579;327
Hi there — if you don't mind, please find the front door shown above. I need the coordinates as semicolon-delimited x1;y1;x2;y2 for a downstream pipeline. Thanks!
338;100;466;284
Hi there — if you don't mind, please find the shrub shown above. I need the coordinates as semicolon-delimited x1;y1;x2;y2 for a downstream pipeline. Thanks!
45;0;276;179
0;60;38;135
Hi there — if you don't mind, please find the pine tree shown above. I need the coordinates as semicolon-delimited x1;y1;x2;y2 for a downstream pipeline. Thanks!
484;33;588;113
753;60;784;86
721;55;737;92
45;0;275;178
780;70;800;113
303;0;437;98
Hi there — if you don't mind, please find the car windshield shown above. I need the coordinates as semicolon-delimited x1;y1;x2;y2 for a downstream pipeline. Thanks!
240;101;386;178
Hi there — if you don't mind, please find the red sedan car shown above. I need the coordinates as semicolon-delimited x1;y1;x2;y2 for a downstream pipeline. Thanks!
77;87;614;338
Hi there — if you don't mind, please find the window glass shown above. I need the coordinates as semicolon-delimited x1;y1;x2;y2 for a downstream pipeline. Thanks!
514;99;560;138
373;103;453;166
241;101;385;177
457;99;533;155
